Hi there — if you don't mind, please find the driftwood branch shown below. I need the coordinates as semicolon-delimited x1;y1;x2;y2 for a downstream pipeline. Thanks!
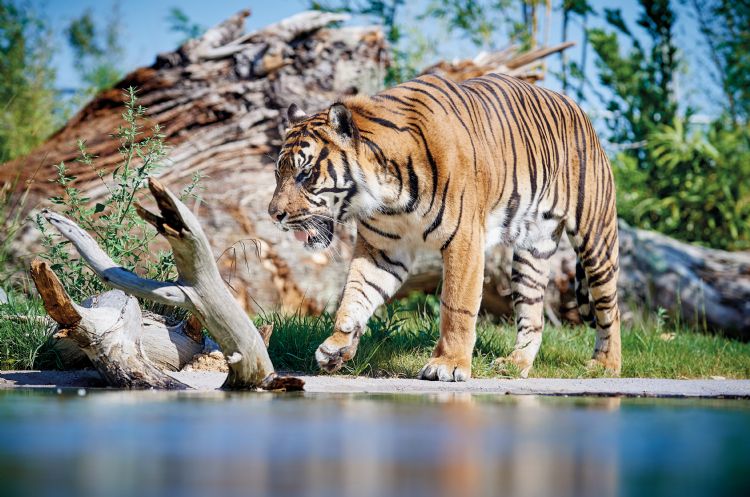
29;260;189;389
27;261;204;372
38;178;303;390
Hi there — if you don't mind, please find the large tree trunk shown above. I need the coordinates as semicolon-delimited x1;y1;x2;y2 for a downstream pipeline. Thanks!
2;10;748;340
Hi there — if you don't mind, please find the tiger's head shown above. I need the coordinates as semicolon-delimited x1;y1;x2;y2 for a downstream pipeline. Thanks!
268;102;375;251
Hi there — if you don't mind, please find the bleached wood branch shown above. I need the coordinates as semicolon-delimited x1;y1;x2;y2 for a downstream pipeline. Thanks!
29;260;189;389
42;211;188;307
39;178;303;390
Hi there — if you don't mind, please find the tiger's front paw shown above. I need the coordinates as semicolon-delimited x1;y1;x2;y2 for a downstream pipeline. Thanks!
418;356;471;382
315;328;362;373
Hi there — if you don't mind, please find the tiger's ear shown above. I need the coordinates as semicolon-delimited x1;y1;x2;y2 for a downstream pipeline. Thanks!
327;102;358;141
287;103;306;125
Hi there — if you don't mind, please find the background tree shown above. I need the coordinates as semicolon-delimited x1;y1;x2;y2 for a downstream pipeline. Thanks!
690;0;750;125
166;7;205;44
591;0;750;250
588;0;679;147
65;8;123;99
0;0;59;162
559;0;593;96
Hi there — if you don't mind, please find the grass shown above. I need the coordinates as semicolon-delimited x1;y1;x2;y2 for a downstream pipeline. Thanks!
262;300;750;380
0;292;59;370
1;289;748;379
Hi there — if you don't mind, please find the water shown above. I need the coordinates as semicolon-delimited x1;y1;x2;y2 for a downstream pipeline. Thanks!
0;389;748;497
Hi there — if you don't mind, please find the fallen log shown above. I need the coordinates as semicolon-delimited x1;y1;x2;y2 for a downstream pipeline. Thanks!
29;260;203;372
34;178;303;390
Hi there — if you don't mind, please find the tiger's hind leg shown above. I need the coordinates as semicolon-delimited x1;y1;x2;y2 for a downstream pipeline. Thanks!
494;250;552;378
570;229;622;375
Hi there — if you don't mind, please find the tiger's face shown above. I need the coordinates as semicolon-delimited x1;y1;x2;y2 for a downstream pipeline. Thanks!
268;103;364;252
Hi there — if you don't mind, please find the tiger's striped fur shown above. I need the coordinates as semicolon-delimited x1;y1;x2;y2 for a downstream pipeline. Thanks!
268;73;621;381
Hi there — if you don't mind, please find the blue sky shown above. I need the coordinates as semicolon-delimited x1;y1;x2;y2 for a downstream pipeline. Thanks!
34;0;714;120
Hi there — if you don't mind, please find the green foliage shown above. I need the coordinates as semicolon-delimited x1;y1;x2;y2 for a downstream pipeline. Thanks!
561;0;592;17
0;0;60;162
423;0;505;47
588;0;679;145
588;0;750;249
35;88;203;303
65;8;123;98
615;118;750;249
166;7;205;43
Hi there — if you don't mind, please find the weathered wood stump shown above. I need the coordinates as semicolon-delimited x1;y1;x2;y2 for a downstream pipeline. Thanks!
32;178;303;390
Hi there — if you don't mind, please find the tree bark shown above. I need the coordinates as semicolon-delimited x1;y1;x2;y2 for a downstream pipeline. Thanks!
2;10;748;340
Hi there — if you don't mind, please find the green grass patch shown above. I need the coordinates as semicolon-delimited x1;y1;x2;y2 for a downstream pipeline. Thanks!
262;302;750;379
1;289;748;379
0;292;59;370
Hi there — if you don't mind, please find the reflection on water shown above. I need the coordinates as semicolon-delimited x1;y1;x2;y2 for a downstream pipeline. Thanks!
0;389;748;497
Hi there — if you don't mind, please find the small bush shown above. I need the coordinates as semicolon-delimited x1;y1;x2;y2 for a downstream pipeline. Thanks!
35;87;202;304
615;118;750;250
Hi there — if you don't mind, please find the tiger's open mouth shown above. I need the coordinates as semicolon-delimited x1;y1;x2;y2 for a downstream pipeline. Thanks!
289;216;334;251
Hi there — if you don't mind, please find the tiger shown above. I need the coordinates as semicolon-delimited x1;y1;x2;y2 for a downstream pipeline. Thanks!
268;72;621;381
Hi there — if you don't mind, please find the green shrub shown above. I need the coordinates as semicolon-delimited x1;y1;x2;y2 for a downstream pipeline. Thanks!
35;87;202;304
615;118;750;250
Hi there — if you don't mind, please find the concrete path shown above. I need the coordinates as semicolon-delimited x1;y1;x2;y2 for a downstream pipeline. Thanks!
1;370;749;398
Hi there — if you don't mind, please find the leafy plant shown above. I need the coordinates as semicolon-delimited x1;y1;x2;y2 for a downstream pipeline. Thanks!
615;117;750;249
0;175;32;285
0;291;57;370
35;87;203;304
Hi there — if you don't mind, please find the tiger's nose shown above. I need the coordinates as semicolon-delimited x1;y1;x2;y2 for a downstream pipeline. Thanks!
268;205;287;222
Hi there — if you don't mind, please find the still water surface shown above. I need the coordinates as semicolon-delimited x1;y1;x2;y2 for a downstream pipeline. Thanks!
0;389;748;497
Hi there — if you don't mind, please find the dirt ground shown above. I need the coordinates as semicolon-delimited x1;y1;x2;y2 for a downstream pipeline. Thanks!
1;370;749;397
